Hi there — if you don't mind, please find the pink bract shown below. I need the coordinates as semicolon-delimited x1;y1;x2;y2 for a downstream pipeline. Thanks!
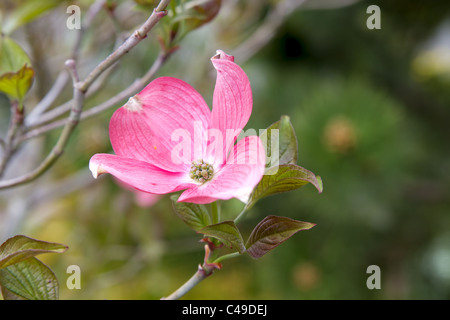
89;50;265;204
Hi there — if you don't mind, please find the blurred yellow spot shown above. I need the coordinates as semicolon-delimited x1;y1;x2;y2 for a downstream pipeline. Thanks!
322;116;357;154
412;48;450;80
293;261;321;291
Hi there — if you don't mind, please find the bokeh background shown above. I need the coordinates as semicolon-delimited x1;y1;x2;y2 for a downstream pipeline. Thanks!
1;0;450;299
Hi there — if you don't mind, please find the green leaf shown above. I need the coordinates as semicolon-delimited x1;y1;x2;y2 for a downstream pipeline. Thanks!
0;65;34;101
0;235;68;269
260;115;298;169
199;221;246;254
246;215;316;259
0;35;34;101
176;0;221;32
1;0;61;35
0;257;59;300
0;34;31;73
246;164;323;210
171;195;212;231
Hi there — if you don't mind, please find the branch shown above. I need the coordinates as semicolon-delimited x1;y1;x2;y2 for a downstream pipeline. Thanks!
233;0;307;63
163;267;209;300
0;101;24;178
25;71;70;125
79;2;170;93
0;0;171;190
162;244;241;300
18;50;172;143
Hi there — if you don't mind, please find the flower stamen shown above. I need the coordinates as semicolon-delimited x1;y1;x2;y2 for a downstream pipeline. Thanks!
190;160;214;183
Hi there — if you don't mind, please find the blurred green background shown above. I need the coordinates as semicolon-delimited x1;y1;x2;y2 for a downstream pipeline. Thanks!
1;0;450;299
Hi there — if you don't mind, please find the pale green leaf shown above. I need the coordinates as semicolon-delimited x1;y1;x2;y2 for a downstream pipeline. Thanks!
246;164;323;210
0;34;31;74
0;235;68;269
171;195;212;231
260;115;298;169
1;0;61;35
199;221;246;254
0;257;59;300
0;35;34;100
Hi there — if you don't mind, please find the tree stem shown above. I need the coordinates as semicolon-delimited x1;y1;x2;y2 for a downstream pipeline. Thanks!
0;0;172;190
163;267;209;300
211;201;219;224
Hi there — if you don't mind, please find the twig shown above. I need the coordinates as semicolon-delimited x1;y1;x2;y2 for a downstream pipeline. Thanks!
79;1;170;93
163;267;209;300
233;0;307;63
18;50;171;143
25;71;70;125
71;0;108;61
0;0;171;190
0;101;25;178
26;0;108;128
163;244;241;300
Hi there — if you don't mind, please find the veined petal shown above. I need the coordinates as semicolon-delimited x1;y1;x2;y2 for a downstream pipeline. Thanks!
209;50;253;165
178;135;265;204
110;77;210;172
89;154;193;194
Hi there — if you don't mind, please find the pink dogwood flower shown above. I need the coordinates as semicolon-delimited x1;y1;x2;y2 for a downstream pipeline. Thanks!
89;50;265;204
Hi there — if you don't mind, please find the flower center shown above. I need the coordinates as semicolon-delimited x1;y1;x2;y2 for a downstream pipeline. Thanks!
189;160;214;183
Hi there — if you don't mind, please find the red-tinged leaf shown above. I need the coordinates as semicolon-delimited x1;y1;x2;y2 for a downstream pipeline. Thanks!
199;221;246;254
246;215;316;259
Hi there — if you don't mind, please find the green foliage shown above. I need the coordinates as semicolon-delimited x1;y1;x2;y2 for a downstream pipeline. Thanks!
0;235;68;300
260;115;298;168
200;221;245;254
0;257;59;300
247;164;323;211
0;35;34;105
0;0;61;35
156;0;222;49
171;195;212;231
246;115;322;211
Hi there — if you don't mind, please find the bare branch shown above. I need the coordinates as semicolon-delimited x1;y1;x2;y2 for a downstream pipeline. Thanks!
25;71;70;125
0;0;172;190
19;50;171;142
79;2;170;93
233;0;307;63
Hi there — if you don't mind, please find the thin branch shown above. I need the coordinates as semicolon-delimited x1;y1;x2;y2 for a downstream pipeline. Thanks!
163;267;209;300
25;0;107;127
162;244;241;300
0;0;171;190
26;60;119;129
25;71;70;125
79;1;170;93
18;50;171;143
0;101;25;178
25;2;169;129
71;0;108;61
233;0;307;63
